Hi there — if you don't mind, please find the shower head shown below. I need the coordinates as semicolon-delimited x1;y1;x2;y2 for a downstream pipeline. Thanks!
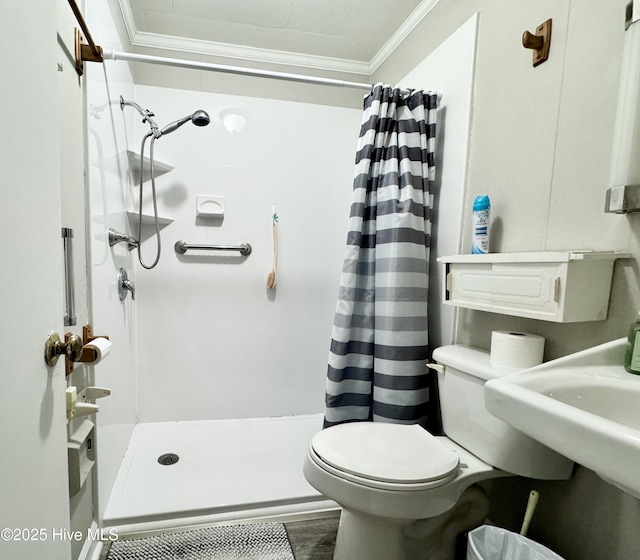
159;110;211;136
191;110;211;127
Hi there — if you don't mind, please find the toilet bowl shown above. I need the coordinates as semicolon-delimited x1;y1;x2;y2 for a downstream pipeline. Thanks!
304;345;574;560
303;424;502;560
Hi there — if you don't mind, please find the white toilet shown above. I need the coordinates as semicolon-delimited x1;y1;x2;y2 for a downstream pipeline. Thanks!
303;345;574;560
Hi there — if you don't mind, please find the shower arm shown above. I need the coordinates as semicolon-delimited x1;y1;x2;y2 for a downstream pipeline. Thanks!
120;96;160;138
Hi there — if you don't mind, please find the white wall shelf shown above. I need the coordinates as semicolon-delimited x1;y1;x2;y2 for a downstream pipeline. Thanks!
126;211;174;228
125;150;174;236
438;251;630;323
126;212;174;245
126;150;174;184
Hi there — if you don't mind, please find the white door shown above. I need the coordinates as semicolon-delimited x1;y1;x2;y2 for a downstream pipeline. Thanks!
0;2;89;559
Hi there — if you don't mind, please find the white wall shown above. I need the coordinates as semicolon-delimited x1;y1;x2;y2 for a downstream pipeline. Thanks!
430;0;638;357
375;1;640;558
133;86;361;421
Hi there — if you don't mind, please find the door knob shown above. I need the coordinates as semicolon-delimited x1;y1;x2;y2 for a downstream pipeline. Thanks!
44;332;83;367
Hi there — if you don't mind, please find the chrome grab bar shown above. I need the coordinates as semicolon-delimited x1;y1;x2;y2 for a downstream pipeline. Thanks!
174;240;252;256
62;228;76;326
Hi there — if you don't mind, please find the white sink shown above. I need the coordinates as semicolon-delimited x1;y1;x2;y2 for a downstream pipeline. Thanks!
484;338;640;498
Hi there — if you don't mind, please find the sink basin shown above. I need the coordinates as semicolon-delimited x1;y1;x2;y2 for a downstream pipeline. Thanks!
484;338;640;498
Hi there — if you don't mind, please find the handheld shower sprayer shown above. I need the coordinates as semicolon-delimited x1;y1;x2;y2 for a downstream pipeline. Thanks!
159;109;211;136
118;96;211;269
120;96;210;138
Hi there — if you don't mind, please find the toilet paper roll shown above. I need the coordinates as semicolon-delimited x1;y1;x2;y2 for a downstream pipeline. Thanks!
490;331;545;369
83;337;112;365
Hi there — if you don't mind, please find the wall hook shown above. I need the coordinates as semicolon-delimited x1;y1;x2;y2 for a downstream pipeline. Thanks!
522;19;552;67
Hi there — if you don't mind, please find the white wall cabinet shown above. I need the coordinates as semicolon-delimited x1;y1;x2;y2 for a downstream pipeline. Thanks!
439;252;629;322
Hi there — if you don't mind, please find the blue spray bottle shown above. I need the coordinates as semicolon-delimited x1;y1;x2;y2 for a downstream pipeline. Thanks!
471;195;490;254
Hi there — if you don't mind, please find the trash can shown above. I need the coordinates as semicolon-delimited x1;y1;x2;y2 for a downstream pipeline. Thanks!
467;525;564;560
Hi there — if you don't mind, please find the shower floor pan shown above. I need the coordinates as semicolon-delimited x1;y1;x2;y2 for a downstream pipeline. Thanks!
102;414;332;528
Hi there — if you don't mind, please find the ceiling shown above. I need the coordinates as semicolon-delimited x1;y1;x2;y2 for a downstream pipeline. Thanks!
120;0;438;75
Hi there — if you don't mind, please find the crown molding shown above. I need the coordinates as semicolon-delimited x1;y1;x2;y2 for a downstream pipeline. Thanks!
116;0;137;46
130;31;373;75
116;0;440;77
369;0;441;73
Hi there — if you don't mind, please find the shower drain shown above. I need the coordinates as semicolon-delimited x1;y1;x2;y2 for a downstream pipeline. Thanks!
157;453;180;466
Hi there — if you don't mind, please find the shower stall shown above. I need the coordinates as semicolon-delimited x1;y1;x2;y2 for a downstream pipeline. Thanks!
86;39;363;530
85;0;474;534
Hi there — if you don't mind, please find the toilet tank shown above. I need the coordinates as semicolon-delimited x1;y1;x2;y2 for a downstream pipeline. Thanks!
432;345;573;480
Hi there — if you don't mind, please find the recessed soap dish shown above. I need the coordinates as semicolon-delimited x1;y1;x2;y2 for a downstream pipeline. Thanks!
196;195;225;218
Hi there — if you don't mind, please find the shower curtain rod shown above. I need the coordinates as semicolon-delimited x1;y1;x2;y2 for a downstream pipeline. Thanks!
102;49;420;96
68;0;438;97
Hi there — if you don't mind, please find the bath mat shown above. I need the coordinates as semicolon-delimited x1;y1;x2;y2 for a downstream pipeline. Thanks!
106;522;295;560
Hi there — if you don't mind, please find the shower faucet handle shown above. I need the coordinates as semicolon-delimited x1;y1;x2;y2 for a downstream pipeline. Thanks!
123;279;135;300
117;268;135;301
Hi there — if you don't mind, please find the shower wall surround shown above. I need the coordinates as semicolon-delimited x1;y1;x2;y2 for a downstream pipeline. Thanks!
86;0;137;520
133;86;362;422
131;15;476;424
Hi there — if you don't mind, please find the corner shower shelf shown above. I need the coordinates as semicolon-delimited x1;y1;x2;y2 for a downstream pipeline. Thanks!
126;150;174;184
126;211;174;228
126;212;174;245
438;251;630;323
90;151;174;184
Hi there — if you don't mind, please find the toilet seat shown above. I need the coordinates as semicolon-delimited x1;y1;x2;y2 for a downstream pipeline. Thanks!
310;423;460;491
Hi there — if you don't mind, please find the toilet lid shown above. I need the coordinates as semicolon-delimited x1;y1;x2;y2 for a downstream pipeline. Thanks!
311;423;459;484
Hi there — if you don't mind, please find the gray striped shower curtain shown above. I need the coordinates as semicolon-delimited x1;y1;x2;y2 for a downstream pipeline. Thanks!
324;84;438;430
